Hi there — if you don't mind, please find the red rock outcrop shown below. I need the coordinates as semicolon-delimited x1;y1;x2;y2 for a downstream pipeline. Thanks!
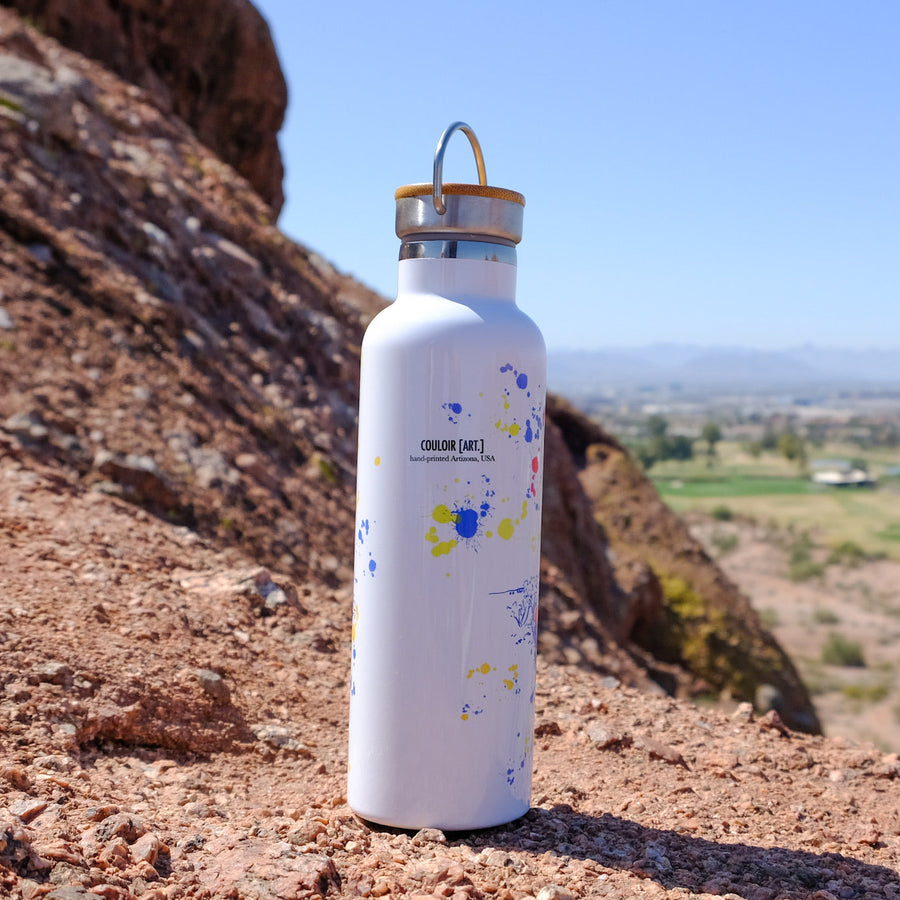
547;394;822;735
2;0;287;212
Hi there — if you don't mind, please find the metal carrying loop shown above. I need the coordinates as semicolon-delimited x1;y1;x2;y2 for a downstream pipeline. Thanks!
432;122;487;215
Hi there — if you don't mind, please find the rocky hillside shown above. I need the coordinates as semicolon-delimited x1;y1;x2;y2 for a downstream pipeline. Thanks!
0;0;817;732
2;6;896;899
1;0;286;212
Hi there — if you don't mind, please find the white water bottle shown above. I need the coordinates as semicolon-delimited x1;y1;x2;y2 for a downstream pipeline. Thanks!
348;123;546;830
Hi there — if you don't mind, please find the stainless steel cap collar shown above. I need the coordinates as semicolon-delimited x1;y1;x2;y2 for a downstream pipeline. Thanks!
395;122;525;247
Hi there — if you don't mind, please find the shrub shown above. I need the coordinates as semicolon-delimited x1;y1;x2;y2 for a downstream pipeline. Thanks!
744;440;763;458
788;533;825;581
711;505;733;522
822;633;866;668
790;559;825;581
777;431;806;464
813;608;840;625
712;532;739;555
842;684;888;704
827;540;867;568
657;573;705;619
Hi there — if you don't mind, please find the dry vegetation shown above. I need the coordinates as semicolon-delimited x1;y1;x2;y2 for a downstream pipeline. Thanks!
689;512;900;753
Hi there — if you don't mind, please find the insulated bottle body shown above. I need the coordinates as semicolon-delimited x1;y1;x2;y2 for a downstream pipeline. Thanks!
349;256;546;829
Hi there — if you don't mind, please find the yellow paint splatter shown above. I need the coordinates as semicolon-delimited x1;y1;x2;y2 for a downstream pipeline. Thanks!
431;539;457;557
425;526;439;544
432;504;455;524
485;530;493;538
374;456;381;466
509;423;520;436
503;679;514;690
461;713;469;720
498;518;515;540
467;662;494;679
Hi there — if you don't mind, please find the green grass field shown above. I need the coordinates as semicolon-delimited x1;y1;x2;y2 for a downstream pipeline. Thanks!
655;476;816;498
649;441;900;559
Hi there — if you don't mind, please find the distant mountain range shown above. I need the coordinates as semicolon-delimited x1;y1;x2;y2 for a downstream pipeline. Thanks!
548;344;900;394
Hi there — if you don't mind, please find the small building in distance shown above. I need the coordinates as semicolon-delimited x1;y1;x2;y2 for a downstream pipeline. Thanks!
811;467;878;488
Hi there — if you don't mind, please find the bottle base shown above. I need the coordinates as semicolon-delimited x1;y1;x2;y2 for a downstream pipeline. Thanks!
349;800;531;833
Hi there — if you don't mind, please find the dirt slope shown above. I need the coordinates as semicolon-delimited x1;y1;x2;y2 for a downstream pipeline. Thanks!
2;455;899;899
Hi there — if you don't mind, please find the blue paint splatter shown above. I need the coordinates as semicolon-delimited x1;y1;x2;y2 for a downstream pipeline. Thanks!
454;507;479;539
443;401;465;423
516;373;528;390
480;501;491;518
500;363;514;373
358;519;369;544
524;420;533;443
529;408;544;443
368;558;377;575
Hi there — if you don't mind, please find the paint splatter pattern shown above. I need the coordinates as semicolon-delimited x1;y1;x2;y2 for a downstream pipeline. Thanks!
459;576;539;720
496;363;543;450
442;401;468;424
351;515;378;699
460;661;522;721
425;364;543;556
356;517;376;578
424;480;494;558
496;575;540;654
354;361;543;797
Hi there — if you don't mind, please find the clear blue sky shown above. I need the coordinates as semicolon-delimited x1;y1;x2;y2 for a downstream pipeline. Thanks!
253;0;899;351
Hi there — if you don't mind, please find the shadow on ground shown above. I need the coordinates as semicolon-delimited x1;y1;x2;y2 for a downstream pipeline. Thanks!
451;804;896;898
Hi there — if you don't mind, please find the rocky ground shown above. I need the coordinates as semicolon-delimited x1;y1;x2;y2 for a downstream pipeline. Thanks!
3;453;900;899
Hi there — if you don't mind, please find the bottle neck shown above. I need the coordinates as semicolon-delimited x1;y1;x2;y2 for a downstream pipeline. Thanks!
397;241;517;303
399;239;516;266
398;257;517;303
